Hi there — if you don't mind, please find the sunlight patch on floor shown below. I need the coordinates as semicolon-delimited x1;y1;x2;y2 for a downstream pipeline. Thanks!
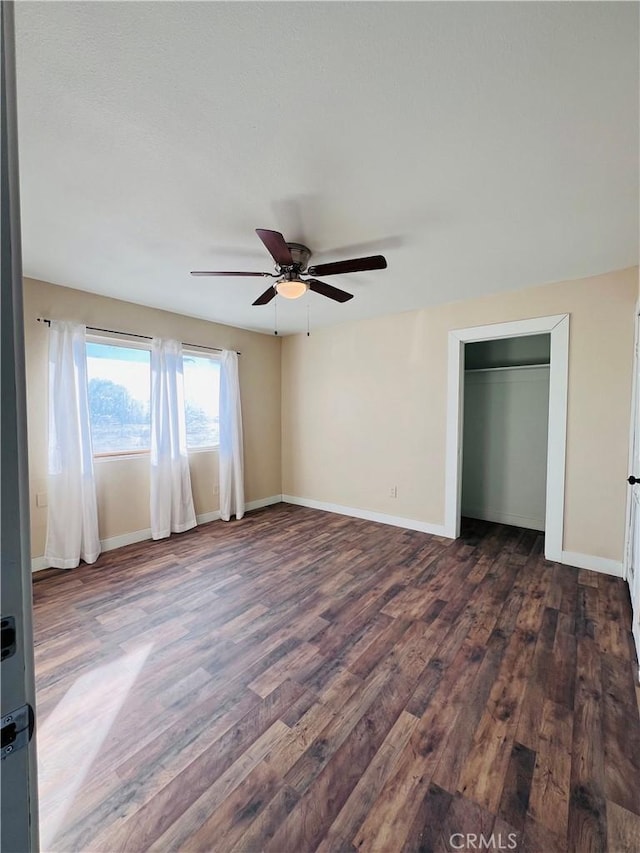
37;643;153;850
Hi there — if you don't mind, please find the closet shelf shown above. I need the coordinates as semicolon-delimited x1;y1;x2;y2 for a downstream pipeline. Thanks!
465;363;550;373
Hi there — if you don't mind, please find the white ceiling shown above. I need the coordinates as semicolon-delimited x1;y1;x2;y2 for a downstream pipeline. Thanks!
15;2;639;336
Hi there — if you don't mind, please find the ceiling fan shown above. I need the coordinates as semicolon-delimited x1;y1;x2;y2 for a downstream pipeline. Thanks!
191;229;387;305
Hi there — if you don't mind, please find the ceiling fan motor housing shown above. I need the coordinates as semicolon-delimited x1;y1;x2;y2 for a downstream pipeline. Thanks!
284;243;312;273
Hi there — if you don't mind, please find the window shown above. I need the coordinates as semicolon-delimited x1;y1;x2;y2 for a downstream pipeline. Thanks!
85;341;219;455
86;341;151;454
183;353;220;448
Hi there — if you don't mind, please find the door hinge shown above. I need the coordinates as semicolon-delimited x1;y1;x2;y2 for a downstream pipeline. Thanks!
1;704;34;760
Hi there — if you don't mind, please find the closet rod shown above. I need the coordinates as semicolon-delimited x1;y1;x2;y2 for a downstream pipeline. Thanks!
36;317;241;355
465;363;549;373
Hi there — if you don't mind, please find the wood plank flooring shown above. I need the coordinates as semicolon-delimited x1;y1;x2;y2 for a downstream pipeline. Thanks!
32;504;640;852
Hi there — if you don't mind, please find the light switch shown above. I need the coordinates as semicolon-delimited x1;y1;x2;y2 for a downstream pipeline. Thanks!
36;493;47;508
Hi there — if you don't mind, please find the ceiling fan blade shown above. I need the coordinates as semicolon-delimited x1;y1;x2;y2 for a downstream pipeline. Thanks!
252;285;277;306
307;254;387;277
190;270;273;277
307;279;353;303
255;229;294;267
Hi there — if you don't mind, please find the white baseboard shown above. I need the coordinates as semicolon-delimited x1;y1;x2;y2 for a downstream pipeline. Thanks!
197;494;283;524
561;550;624;578
462;507;545;532
32;526;158;572
281;494;449;538
32;494;283;571
101;527;154;552
196;511;220;525
245;494;283;512
31;555;49;573
31;497;624;591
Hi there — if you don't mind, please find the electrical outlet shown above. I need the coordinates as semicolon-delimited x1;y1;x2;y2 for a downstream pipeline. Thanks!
389;486;398;498
36;493;47;508
213;485;219;496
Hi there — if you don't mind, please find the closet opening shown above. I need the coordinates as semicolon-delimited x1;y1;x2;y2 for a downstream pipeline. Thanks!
461;334;551;532
445;313;568;560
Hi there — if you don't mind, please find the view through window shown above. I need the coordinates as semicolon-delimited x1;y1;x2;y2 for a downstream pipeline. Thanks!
86;342;220;454
86;342;151;454
183;353;220;448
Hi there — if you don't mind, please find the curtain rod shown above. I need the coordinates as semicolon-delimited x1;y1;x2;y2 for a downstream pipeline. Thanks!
36;318;240;355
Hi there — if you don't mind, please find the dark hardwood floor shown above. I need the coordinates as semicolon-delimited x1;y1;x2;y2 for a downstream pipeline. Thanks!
32;504;640;852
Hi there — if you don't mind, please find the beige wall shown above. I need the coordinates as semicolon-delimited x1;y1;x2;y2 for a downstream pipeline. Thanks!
25;267;638;564
282;267;638;562
24;277;282;558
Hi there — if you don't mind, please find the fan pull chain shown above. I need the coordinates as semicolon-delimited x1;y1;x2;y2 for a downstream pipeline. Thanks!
306;296;310;337
274;297;278;336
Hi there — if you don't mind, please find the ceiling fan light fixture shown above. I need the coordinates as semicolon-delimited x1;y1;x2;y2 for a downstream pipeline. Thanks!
275;279;308;300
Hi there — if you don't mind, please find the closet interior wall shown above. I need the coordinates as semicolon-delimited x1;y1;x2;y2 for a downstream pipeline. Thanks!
461;335;551;531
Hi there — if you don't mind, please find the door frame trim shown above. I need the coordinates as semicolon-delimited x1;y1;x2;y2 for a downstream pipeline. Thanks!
1;2;40;849
623;304;640;583
622;304;640;677
444;313;570;561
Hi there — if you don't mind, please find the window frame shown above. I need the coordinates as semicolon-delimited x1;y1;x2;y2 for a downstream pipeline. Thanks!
85;333;152;459
182;347;221;452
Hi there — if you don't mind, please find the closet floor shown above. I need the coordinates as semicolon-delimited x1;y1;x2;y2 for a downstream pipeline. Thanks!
32;505;640;852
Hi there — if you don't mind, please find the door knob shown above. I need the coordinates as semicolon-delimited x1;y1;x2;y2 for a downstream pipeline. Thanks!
628;475;640;485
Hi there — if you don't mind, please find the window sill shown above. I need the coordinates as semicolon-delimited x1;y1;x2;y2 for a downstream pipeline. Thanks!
93;450;150;461
93;447;219;461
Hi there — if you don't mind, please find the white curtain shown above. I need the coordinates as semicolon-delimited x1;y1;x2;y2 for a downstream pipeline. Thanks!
150;338;197;539
45;321;101;569
219;349;245;521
